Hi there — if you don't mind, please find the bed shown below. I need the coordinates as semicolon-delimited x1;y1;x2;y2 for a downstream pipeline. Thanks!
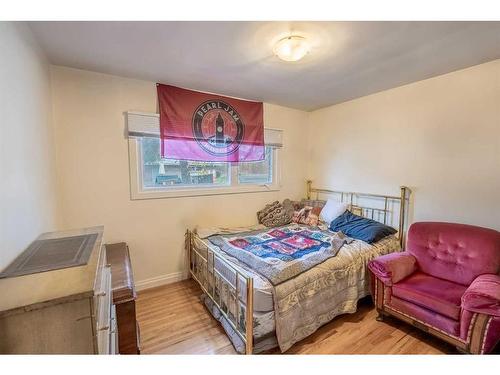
186;181;411;354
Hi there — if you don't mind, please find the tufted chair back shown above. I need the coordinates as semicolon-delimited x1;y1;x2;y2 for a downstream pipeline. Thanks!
407;222;500;285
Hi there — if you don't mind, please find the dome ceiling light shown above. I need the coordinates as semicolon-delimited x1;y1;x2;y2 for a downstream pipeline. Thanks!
273;35;310;62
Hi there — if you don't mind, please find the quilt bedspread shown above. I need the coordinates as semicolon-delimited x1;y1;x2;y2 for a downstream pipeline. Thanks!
208;224;351;286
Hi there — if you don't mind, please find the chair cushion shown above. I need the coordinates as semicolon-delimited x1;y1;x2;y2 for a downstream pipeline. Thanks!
407;222;500;285
392;271;467;320
389;296;461;337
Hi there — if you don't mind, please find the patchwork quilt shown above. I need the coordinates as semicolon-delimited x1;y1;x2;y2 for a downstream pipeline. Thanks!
208;224;351;286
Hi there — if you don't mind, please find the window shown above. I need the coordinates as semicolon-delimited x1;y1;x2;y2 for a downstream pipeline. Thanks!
140;137;230;188
129;133;281;200
238;147;272;185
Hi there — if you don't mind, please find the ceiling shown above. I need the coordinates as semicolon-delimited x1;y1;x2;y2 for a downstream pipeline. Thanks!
29;21;500;111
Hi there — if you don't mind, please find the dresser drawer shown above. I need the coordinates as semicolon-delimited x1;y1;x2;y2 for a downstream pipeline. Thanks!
109;305;118;355
93;245;107;302
95;265;112;354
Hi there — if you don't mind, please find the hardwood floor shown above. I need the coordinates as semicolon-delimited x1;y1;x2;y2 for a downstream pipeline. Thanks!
136;279;456;354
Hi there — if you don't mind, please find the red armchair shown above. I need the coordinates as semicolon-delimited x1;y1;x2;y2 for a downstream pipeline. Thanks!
368;222;500;354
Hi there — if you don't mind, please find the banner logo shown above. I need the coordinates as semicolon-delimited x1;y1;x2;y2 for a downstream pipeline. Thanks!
192;100;244;156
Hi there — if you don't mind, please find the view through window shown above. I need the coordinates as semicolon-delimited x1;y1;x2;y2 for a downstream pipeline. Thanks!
140;138;274;189
238;147;272;184
141;137;230;188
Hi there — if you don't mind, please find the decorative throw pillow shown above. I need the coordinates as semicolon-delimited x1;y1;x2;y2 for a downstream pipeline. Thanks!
282;199;295;218
320;198;349;225
292;205;323;226
329;210;397;244
257;200;293;228
300;199;326;209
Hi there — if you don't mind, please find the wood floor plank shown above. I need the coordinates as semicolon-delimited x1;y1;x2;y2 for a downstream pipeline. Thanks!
136;279;456;355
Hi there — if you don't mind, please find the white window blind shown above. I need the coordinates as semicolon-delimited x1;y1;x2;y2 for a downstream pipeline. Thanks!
126;111;283;148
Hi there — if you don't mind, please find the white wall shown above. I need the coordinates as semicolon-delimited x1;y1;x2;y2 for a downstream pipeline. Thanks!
308;59;500;230
0;23;60;270
50;66;309;286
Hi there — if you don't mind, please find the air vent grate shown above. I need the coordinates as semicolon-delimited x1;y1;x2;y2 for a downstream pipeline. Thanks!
0;233;98;278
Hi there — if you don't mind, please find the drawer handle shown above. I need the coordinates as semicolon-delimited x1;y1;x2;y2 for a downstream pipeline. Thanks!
98;325;110;331
105;264;111;268
95;291;106;297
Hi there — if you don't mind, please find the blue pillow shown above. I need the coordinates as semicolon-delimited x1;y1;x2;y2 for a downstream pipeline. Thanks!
329;210;397;244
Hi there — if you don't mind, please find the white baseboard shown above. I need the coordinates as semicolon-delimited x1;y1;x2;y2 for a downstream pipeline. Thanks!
135;271;188;291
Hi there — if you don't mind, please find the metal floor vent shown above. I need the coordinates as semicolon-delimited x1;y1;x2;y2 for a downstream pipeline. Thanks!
0;233;98;278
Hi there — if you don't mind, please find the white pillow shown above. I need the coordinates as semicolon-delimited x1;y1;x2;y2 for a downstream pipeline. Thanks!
320;199;348;225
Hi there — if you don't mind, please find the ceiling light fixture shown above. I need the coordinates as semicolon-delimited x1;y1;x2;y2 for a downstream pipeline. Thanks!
273;35;310;62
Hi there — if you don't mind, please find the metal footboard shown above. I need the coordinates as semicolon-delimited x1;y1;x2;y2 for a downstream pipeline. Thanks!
186;230;254;354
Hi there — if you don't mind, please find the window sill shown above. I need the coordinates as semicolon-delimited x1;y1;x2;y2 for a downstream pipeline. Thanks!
130;184;281;200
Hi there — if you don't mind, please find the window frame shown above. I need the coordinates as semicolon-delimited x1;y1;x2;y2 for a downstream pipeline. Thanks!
128;136;281;200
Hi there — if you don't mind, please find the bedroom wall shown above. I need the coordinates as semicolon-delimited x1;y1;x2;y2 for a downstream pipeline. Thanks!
307;59;500;231
50;66;309;287
0;23;60;270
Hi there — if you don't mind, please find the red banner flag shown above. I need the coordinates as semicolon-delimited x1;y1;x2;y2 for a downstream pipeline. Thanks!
157;84;265;162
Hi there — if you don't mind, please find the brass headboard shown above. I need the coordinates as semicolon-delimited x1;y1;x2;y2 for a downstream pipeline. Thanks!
306;180;411;248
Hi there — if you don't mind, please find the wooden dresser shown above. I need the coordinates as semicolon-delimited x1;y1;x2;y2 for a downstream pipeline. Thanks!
0;226;117;354
106;242;141;354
